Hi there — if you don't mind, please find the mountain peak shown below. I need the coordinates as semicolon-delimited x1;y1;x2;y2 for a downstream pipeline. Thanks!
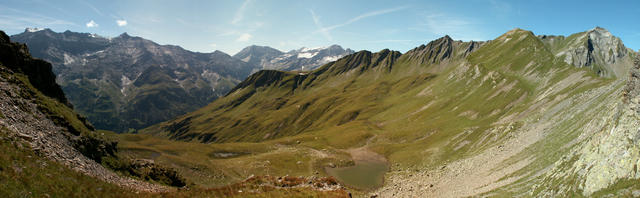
500;28;535;39
590;26;609;32
404;35;457;65
507;27;530;33
24;27;50;33
118;32;131;38
238;45;282;53
314;49;401;75
550;27;628;77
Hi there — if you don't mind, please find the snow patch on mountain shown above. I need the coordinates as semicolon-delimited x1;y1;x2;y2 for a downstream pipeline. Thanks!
300;46;329;52
120;75;133;96
322;55;341;63
63;53;75;65
297;51;319;58
26;28;45;32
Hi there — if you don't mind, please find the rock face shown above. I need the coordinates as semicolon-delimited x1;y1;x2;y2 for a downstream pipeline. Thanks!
234;44;354;71
544;27;628;76
404;35;484;65
0;30;166;192
11;29;257;132
0;31;69;106
233;45;285;70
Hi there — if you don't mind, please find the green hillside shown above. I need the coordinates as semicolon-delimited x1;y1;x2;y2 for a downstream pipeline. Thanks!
135;27;640;196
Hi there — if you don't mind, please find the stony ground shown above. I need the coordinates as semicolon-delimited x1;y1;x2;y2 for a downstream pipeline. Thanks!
0;71;168;193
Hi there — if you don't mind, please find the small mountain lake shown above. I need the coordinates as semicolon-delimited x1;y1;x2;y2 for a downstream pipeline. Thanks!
326;148;388;190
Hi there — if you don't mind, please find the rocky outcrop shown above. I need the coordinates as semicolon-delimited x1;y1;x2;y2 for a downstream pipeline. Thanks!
624;56;640;109
315;49;402;75
404;35;484;65
0;31;69;107
555;27;628;73
104;158;187;187
405;35;454;64
233;45;284;70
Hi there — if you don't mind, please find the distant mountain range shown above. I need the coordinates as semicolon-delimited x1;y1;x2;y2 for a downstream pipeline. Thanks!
233;45;354;71
10;28;353;132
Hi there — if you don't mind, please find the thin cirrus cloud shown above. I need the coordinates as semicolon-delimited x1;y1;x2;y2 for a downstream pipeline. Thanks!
80;0;105;17
310;10;332;41
231;0;251;24
116;20;127;26
311;6;409;41
236;33;252;42
0;5;75;30
86;20;98;28
410;13;485;41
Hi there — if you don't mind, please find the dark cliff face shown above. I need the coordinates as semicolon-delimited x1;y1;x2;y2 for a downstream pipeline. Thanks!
0;31;69;107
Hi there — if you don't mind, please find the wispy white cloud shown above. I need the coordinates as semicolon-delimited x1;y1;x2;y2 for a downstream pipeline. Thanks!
0;5;75;30
236;33;252;42
86;20;98;27
34;0;71;17
410;13;485;41
310;10;332;41
322;6;408;32
231;0;251;24
116;19;127;26
310;6;408;42
79;0;105;16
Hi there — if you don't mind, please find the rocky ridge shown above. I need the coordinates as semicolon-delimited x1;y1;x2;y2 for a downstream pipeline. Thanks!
404;35;484;65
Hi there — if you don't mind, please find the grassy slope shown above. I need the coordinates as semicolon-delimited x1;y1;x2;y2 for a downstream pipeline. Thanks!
1;128;349;198
115;29;640;197
127;28;621;195
0;125;137;197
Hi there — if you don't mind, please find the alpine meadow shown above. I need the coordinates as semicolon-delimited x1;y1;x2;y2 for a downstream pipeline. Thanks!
1;0;640;197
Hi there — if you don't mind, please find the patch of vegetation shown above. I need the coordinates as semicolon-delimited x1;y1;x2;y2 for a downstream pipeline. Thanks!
0;127;138;197
102;156;187;187
0;127;352;197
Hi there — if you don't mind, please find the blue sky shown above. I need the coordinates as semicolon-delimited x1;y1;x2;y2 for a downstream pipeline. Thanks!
1;0;639;55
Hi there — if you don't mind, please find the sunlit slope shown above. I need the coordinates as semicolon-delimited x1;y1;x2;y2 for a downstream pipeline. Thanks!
143;36;472;143
141;28;639;196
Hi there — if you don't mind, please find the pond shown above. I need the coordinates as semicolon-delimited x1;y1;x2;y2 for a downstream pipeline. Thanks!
326;148;388;190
